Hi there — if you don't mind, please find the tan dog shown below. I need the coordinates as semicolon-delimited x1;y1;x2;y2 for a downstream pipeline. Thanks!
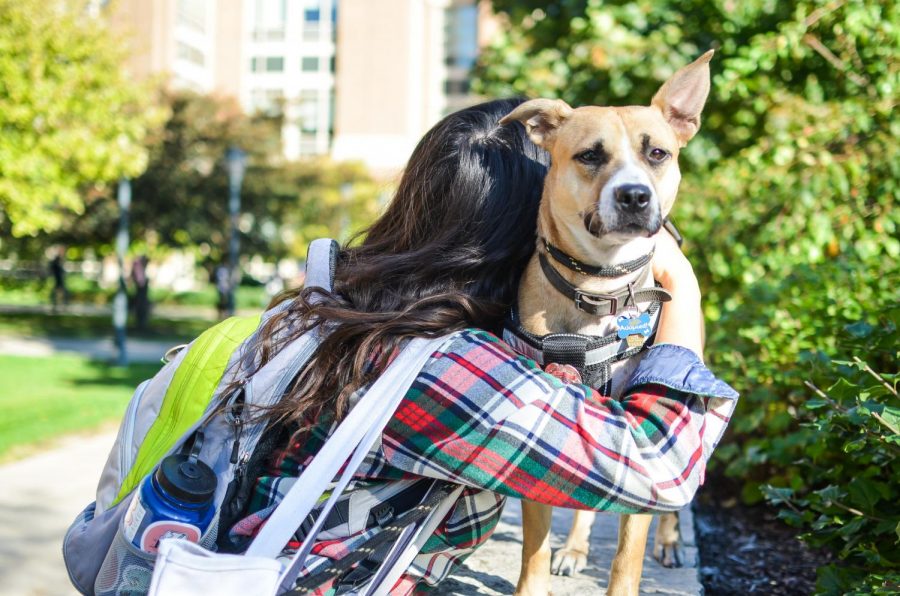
499;51;713;596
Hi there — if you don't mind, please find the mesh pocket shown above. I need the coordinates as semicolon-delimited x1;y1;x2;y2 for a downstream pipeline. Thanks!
199;512;220;550
94;526;155;596
93;509;221;595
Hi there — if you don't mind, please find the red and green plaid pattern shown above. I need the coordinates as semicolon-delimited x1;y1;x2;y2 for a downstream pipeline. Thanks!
230;329;737;594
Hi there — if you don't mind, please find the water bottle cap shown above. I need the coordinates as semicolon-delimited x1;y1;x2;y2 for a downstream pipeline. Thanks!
155;454;216;504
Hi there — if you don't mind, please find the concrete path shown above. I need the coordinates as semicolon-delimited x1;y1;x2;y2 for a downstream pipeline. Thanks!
0;335;177;364
0;429;702;596
0;431;115;596
442;501;700;595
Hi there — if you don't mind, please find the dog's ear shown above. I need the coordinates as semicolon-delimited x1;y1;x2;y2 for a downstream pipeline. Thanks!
499;98;573;149
651;50;713;146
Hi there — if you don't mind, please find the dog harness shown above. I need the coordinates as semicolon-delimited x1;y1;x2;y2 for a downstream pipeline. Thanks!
504;219;683;392
503;302;663;393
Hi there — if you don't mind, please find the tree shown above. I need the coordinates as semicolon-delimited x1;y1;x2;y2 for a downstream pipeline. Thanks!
22;90;383;263
127;91;382;262
476;1;898;590
0;0;162;237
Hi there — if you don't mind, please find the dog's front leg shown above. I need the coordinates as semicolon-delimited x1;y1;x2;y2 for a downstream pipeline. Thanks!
516;500;553;596
607;513;653;596
551;509;595;576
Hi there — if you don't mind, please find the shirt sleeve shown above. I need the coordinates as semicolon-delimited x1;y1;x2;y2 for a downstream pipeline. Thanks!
381;330;738;514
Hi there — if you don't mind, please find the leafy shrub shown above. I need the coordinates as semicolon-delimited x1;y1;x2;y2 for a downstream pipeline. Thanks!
763;318;898;594
476;0;899;589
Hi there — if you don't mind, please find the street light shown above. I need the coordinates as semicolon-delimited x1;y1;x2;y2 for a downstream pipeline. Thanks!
114;178;131;366
225;146;246;317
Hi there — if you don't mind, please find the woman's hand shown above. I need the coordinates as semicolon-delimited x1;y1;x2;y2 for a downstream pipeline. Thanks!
652;229;700;297
652;229;704;359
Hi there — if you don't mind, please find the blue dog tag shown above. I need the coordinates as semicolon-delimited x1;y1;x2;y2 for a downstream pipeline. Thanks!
617;312;652;339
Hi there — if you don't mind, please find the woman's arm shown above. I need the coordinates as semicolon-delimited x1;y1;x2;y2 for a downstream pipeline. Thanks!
381;329;737;514
651;228;704;357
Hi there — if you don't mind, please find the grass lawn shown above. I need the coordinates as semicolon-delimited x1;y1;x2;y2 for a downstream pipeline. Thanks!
0;354;161;461
0;276;271;309
0;311;215;342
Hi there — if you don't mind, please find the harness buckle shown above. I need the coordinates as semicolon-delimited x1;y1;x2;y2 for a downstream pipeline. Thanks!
372;502;395;527
574;291;619;315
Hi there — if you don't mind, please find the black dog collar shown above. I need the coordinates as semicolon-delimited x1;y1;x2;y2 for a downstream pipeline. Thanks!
542;239;654;278
541;217;684;278
538;252;671;316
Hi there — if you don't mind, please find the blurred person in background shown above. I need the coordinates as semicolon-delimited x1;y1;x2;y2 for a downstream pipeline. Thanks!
214;263;232;319
131;255;151;330
49;247;68;313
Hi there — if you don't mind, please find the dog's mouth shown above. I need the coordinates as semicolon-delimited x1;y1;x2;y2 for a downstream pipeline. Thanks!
583;211;661;238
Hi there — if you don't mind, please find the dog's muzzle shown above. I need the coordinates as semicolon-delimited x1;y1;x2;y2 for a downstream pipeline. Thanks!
610;184;661;235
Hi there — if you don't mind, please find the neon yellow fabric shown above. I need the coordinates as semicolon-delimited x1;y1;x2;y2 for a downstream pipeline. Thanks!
113;315;261;505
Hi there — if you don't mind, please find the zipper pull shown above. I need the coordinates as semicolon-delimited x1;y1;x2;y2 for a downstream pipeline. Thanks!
230;415;243;464
226;386;246;465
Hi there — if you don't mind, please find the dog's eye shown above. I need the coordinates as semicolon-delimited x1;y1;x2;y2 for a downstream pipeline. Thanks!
576;150;600;164
648;147;670;162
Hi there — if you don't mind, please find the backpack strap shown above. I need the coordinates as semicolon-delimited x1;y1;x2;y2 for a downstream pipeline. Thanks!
242;335;456;591
304;238;339;293
263;238;339;323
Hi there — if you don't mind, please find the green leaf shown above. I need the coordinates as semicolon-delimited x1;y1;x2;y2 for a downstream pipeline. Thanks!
847;478;882;513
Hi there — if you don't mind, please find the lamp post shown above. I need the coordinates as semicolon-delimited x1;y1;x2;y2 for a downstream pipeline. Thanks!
113;178;131;366
225;146;247;317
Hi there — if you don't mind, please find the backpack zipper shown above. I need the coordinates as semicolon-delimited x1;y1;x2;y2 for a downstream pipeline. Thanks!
118;379;151;487
224;378;250;463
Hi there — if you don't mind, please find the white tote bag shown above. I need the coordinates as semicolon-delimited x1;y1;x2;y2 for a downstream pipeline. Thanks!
148;335;457;596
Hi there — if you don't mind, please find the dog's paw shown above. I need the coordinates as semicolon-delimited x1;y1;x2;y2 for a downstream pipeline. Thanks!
551;548;587;577
652;540;684;568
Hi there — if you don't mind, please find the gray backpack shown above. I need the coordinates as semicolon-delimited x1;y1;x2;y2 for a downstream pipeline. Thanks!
63;239;461;595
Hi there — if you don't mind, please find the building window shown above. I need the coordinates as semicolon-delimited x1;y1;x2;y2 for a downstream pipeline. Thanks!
304;4;321;22
444;79;470;95
444;4;478;70
250;89;284;116
251;56;285;72
177;42;205;66
301;56;320;72
253;0;286;41
266;56;284;72
303;22;320;41
298;90;318;132
177;0;206;32
302;0;321;41
299;132;319;156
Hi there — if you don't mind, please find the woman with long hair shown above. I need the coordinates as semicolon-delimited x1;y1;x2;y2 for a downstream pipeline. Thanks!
220;98;737;594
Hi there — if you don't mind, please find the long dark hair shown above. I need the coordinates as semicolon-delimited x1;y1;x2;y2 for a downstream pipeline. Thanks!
243;98;549;426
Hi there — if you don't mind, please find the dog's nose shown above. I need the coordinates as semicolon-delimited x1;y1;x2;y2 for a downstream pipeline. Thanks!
614;184;652;213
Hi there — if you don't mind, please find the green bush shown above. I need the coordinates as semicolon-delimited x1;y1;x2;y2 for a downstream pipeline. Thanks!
475;0;899;588
762;317;898;594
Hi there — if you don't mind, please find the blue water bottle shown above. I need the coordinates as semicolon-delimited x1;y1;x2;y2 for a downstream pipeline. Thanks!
122;453;217;554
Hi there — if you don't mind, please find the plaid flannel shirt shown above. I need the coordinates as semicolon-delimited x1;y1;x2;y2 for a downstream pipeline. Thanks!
228;328;738;594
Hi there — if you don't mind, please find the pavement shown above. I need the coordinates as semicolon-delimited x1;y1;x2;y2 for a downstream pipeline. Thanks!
0;432;114;596
0;428;702;596
440;502;700;596
0;335;176;364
